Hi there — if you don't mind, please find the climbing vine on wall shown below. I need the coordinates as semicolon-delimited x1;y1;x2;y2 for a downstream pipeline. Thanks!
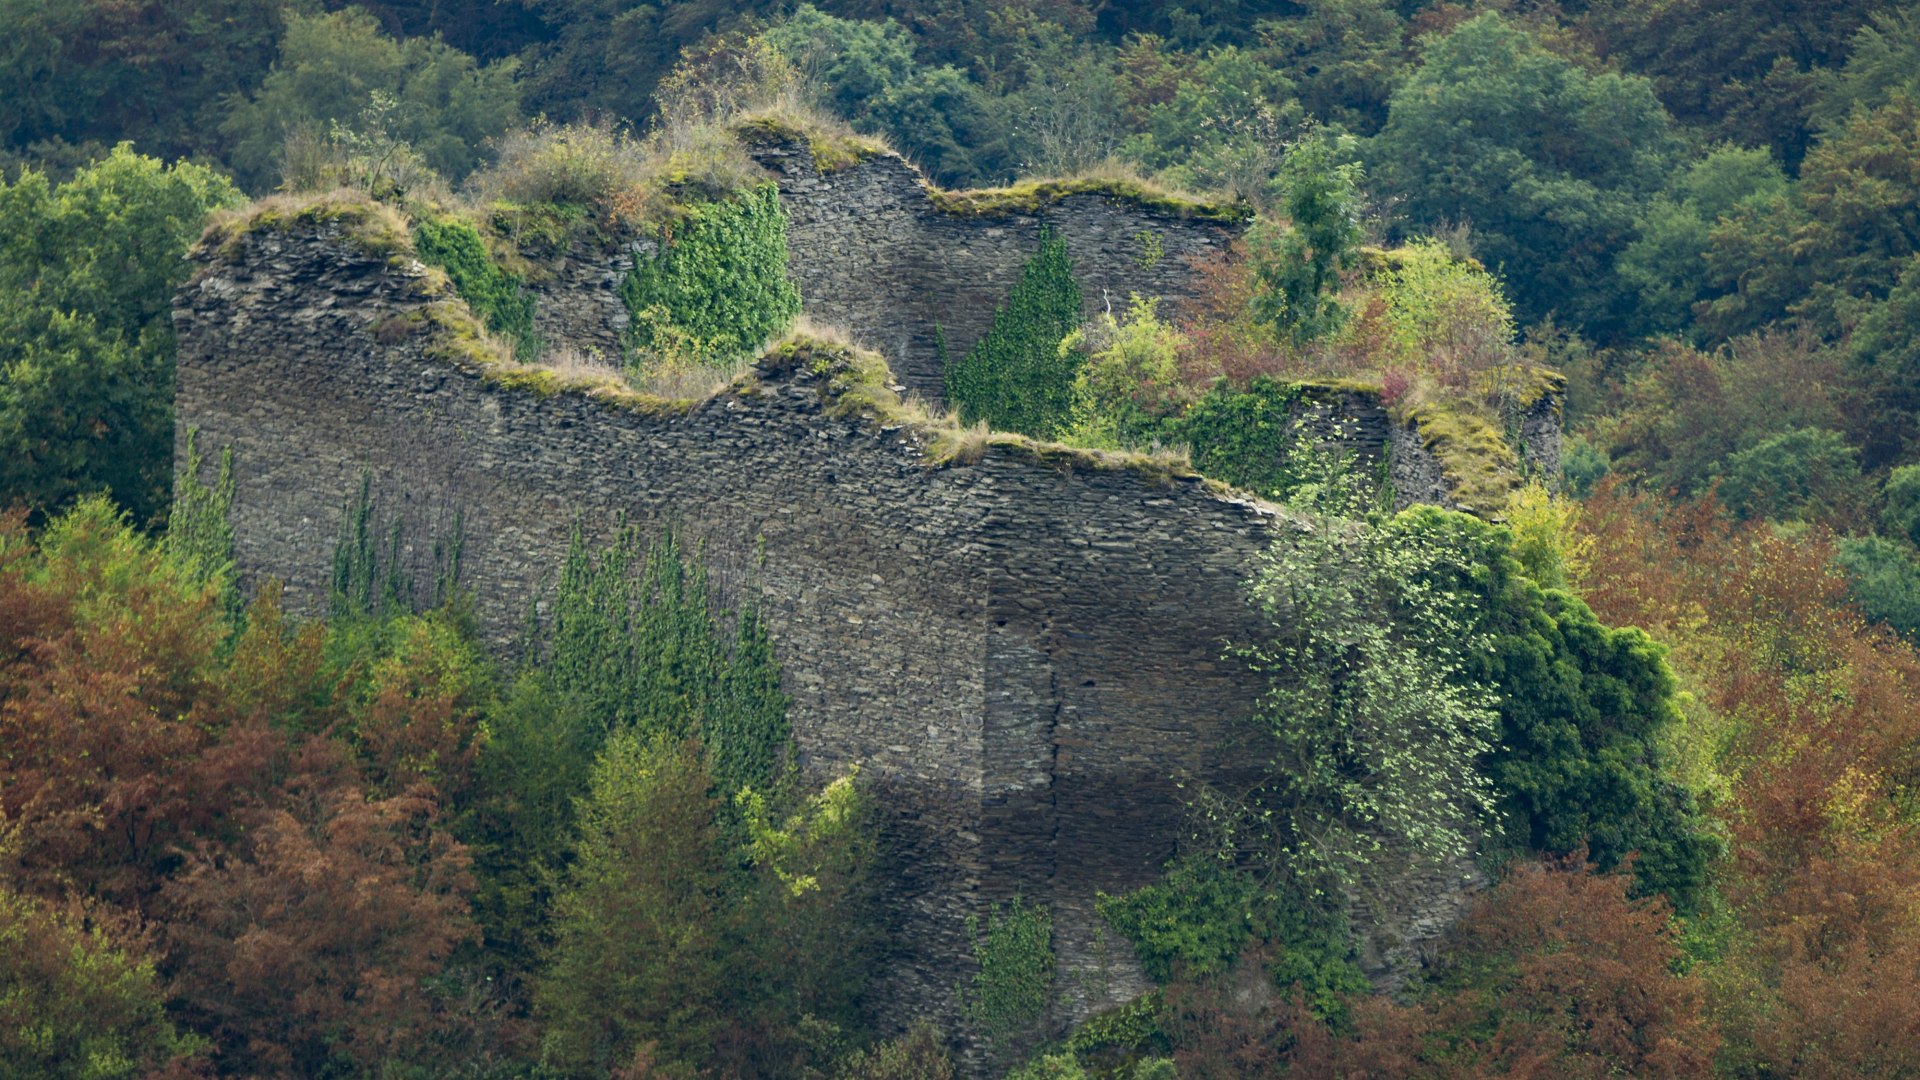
414;215;541;358
964;893;1055;1055
945;228;1083;438
540;522;791;798
618;183;801;365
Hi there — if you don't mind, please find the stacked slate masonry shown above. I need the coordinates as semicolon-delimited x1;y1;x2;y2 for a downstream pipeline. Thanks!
521;133;1559;508
173;221;1488;1061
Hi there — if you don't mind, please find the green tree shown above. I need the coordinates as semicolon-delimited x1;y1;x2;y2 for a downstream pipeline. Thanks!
537;732;732;1074
764;5;994;185
0;146;239;522
1835;535;1920;641
1700;95;1920;344
1810;8;1920;134
1882;464;1920;549
1718;427;1868;524
1370;13;1680;340
1236;502;1503;896
0;0;294;167
1584;0;1881;167
1254;0;1407;136
945;229;1084;437
1061;294;1189;449
1617;145;1789;338
1118;44;1301;199
1252;129;1363;346
0;887;203;1079
220;7;521;191
1850;255;1920;468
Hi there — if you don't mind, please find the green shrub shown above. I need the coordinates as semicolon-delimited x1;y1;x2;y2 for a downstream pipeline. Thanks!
1097;857;1261;984
1881;463;1920;547
1172;377;1307;498
964;894;1055;1052
1414;507;1720;913
1836;535;1920;639
945;229;1083;437
413;215;540;358
1061;295;1191;450
1718;427;1868;523
618;183;801;364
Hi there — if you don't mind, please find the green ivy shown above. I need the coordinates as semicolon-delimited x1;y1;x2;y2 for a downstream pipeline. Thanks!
945;229;1083;437
1170;377;1305;497
964;893;1055;1052
1396;507;1721;913
413;215;540;358
618;183;801;364
539;523;792;798
165;428;235;592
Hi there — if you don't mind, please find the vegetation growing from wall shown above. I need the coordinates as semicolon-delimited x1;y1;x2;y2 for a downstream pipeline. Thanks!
964;894;1056;1058
22;2;1920;1074
945;229;1084;437
618;183;802;365
413;215;540;358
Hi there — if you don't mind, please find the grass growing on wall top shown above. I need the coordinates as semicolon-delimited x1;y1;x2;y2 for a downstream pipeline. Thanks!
201;188;413;263
926;167;1251;224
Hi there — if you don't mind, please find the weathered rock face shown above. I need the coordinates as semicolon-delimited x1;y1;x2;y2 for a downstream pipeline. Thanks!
747;137;1244;404
173;222;1481;1056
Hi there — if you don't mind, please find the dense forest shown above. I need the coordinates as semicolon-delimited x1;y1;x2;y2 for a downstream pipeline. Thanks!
5;0;1920;1077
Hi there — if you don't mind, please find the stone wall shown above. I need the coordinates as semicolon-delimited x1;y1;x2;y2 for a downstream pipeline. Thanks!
748;138;1244;403
174;220;1479;1058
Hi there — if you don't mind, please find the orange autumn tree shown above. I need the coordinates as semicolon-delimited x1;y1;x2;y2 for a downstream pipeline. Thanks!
0;500;488;1077
1580;481;1920;1077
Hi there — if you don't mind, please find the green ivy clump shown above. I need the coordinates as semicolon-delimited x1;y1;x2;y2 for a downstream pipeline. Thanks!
1398;506;1721;913
964;893;1055;1054
413;215;541;358
945;229;1083;437
618;183;801;363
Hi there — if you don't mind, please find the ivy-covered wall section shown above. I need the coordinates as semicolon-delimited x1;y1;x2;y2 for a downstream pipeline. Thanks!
414;216;541;358
944;229;1083;438
617;183;802;363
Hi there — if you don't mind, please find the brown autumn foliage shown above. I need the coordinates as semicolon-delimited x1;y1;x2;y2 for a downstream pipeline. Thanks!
1283;858;1718;1080
0;504;245;913
1579;481;1920;1077
162;741;477;1078
1158;858;1715;1080
0;504;484;1077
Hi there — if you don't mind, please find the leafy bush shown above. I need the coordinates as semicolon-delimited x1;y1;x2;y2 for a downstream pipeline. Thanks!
414;215;540;358
1372;238;1516;382
1718;426;1868;524
1061;294;1191;449
618;183;801;364
945;228;1083;437
1835;535;1920;640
